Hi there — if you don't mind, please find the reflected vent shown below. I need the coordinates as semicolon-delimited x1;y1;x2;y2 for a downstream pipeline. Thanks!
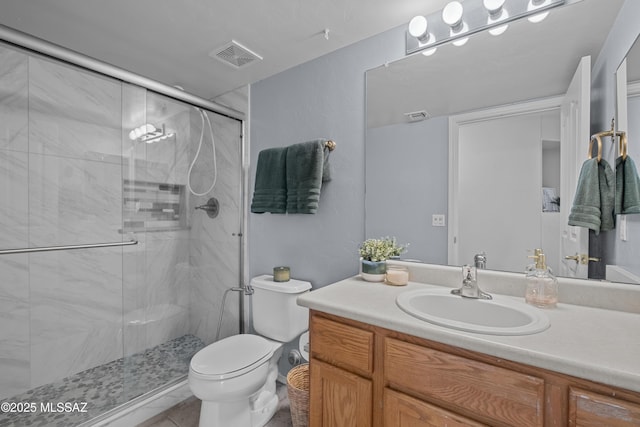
209;40;263;69
404;110;430;122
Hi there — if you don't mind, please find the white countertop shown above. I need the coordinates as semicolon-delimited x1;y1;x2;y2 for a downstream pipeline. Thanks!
297;275;640;393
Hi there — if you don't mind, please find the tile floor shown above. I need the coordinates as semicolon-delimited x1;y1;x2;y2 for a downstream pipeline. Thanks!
138;383;294;427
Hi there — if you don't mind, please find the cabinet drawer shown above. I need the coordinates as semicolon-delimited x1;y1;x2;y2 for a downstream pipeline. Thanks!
569;388;640;426
385;338;544;427
384;388;487;427
310;315;374;376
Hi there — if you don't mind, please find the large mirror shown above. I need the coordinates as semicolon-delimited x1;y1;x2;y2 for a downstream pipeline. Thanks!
613;34;640;283
365;0;640;283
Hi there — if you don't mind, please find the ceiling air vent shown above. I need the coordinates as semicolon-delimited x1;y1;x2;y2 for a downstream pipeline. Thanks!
209;40;263;69
404;110;430;122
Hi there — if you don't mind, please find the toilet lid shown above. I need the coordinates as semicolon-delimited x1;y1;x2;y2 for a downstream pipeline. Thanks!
190;334;274;379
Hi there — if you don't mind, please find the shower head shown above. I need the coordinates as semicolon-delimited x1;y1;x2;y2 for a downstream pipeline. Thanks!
129;123;175;144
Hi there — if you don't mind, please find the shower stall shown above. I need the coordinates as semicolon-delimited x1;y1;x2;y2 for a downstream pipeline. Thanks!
0;28;246;426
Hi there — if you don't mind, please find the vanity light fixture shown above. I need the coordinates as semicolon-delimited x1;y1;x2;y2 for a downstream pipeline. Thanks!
484;0;509;36
442;2;469;47
406;0;565;55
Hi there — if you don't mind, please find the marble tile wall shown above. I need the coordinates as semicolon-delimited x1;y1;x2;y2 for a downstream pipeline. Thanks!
26;54;125;392
188;103;244;345
0;43;30;376
0;45;34;399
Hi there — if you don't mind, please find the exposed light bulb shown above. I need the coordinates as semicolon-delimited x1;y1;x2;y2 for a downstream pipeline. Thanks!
409;15;428;40
489;23;509;36
442;1;464;28
442;1;467;46
528;11;549;23
422;47;437;57
527;0;551;23
483;0;506;15
453;36;469;47
483;0;509;36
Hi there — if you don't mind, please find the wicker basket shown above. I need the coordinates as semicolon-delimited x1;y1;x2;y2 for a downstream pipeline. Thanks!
287;363;310;427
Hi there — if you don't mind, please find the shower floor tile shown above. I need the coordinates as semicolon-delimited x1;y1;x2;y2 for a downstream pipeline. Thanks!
0;334;205;427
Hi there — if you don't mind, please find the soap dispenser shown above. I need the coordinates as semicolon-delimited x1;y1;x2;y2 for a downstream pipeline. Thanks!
525;249;558;308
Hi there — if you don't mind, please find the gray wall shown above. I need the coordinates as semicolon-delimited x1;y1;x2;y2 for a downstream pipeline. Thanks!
365;117;449;264
591;0;640;277
249;26;406;288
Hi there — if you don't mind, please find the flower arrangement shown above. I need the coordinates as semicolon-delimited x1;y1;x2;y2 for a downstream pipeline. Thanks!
359;237;408;262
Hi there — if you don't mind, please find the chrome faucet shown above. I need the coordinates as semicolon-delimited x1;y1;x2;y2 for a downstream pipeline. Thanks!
474;252;487;270
451;253;492;300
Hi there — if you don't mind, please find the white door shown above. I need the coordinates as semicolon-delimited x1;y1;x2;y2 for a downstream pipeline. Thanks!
559;56;591;278
456;114;542;272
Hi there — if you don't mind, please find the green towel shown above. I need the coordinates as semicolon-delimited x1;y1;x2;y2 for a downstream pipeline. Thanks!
286;140;327;214
250;147;288;214
615;155;640;214
568;158;615;234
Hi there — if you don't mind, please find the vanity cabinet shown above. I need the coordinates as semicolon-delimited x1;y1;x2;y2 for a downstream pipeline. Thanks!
308;310;640;427
309;315;375;426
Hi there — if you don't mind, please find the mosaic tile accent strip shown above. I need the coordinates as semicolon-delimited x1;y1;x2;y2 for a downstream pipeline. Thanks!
0;334;204;427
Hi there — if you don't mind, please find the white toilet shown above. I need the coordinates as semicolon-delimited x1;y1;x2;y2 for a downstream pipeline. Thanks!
188;275;312;427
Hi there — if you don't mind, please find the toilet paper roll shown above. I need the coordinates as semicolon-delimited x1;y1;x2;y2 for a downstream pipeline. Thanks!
299;331;309;361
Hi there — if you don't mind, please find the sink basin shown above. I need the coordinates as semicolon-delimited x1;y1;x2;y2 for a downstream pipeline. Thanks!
396;288;550;335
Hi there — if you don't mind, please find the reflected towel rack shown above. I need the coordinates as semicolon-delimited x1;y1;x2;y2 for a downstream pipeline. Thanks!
589;119;627;162
0;239;138;255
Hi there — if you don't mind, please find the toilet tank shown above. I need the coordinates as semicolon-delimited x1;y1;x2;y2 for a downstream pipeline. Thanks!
250;275;312;342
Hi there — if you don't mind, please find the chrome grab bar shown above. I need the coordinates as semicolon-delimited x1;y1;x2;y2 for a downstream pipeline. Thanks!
0;239;138;255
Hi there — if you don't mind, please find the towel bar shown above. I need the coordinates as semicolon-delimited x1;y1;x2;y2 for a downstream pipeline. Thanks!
0;239;138;255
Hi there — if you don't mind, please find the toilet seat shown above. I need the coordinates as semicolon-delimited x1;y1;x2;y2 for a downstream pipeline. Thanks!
190;334;274;380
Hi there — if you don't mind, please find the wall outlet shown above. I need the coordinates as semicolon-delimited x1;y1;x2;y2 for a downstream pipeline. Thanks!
432;214;446;227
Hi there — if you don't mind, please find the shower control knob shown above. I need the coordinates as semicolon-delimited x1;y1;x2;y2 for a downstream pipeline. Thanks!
195;197;219;218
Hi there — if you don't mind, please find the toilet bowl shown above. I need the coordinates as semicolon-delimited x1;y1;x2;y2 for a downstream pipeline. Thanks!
188;275;311;427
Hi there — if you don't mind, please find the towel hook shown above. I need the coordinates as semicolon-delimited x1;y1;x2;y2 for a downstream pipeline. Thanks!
588;135;603;162
324;140;336;151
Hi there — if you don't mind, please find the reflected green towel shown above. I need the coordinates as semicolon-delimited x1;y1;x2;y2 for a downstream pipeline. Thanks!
615;155;640;214
250;147;287;214
568;158;615;234
286;140;326;214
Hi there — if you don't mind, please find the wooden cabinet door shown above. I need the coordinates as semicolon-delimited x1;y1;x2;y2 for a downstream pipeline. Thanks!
569;388;640;427
384;388;487;427
310;359;372;427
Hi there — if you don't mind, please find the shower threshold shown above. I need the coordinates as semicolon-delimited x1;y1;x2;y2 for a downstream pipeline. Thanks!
0;334;205;427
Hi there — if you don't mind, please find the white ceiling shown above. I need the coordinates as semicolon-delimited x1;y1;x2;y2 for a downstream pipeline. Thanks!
367;0;625;128
0;0;452;100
